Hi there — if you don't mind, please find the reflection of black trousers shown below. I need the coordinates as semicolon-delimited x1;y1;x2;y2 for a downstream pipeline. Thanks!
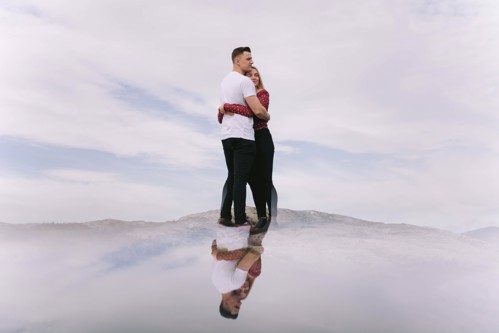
220;138;256;224
250;128;276;219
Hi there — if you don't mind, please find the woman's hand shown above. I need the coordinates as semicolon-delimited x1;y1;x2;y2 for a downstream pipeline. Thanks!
219;105;234;116
212;240;232;260
211;240;218;258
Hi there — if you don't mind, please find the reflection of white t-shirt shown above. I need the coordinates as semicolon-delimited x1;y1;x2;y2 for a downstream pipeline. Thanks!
211;224;250;293
220;71;256;141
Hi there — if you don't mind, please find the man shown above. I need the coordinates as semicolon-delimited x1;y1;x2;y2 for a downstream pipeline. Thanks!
219;46;270;226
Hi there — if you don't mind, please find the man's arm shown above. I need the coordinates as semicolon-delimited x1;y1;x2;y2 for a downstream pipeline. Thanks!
223;90;270;119
236;248;262;271
245;95;270;121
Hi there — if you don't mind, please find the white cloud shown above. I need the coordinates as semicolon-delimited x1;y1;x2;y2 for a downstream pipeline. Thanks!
43;169;118;183
268;1;499;155
274;147;499;232
0;173;182;223
0;3;221;168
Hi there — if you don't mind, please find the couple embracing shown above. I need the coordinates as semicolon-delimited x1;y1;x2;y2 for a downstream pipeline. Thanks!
218;46;277;230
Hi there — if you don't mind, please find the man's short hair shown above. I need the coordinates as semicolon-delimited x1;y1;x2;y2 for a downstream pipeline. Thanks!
219;301;238;319
231;46;251;63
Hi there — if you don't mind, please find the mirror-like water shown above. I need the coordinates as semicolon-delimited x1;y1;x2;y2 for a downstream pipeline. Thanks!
1;209;498;333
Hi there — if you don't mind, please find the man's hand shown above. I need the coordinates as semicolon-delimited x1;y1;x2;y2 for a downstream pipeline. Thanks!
236;248;262;271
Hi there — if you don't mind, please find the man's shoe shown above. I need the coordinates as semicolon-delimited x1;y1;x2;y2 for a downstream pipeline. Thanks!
234;215;251;226
218;217;234;227
234;221;248;226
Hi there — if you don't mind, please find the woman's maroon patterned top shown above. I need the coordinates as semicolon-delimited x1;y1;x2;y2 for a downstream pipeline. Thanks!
248;257;262;277
217;89;270;131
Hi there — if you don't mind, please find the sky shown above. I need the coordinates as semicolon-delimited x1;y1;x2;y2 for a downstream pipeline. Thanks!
1;0;498;232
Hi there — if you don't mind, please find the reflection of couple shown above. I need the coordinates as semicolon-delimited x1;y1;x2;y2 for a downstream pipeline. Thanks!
211;221;269;319
218;46;277;228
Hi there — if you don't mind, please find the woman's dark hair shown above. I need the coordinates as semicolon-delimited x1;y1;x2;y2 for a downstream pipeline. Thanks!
231;46;251;63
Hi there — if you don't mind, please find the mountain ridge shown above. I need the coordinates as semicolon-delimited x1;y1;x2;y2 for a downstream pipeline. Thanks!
0;207;494;236
1;208;497;253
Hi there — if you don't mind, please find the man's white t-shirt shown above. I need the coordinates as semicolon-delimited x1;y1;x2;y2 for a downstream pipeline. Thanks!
211;224;250;293
220;71;256;141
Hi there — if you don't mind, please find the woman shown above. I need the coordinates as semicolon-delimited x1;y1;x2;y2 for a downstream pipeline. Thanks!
218;66;277;229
